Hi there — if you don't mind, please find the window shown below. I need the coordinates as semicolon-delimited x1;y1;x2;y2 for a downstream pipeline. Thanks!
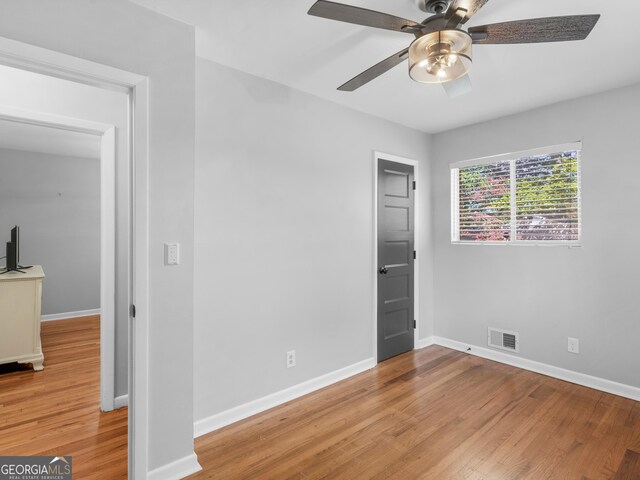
451;143;581;245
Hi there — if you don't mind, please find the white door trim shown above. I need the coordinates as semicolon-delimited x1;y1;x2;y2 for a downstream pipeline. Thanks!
373;151;420;363
100;125;117;411
130;72;150;480
0;36;150;480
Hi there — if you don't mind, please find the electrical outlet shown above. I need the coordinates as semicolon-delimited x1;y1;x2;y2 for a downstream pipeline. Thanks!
164;243;179;265
568;337;579;354
286;350;296;368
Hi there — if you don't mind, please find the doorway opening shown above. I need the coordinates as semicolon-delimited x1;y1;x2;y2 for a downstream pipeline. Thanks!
0;78;124;478
0;37;150;479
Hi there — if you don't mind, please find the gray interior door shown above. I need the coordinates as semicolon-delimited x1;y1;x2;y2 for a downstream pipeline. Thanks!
377;159;415;362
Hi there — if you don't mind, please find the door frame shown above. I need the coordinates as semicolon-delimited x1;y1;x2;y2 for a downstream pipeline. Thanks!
0;105;117;410
0;36;150;479
373;151;420;363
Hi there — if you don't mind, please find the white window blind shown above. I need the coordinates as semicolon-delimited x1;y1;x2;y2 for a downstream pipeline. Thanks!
451;144;581;245
455;161;511;242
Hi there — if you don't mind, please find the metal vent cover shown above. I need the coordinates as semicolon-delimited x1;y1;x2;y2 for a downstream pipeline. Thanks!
488;327;519;353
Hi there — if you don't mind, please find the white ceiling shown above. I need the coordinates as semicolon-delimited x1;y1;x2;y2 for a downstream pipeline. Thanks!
0;119;101;159
131;0;640;133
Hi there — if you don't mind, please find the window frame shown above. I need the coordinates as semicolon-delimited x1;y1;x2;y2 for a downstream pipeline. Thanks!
450;142;582;247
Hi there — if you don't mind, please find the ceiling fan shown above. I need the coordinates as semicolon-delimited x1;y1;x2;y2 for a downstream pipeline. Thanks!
307;0;600;97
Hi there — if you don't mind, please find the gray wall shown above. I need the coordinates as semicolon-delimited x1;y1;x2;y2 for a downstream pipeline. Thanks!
431;83;640;388
194;58;433;422
0;0;197;471
0;148;100;315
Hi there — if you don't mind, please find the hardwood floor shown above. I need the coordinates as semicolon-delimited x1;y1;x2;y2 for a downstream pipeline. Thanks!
0;315;127;480
190;346;640;480
2;323;638;479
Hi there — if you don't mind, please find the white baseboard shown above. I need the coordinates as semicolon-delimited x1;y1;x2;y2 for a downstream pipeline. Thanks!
147;452;201;480
415;336;436;349
114;394;128;409
194;357;376;438
431;336;640;402
41;308;100;322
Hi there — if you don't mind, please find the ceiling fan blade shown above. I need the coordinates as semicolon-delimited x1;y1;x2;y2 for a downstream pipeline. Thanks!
308;0;421;33
338;48;409;92
442;74;472;98
445;0;490;26
469;15;600;44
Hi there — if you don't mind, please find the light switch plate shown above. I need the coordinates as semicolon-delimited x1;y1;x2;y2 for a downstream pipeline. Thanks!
164;243;179;265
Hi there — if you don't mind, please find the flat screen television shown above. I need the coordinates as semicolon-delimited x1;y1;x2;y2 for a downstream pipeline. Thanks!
1;226;30;273
10;225;19;266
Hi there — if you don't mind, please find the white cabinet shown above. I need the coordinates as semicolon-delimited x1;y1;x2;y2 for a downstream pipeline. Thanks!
0;265;45;370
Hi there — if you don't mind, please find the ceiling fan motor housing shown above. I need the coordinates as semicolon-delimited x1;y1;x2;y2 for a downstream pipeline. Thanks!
408;29;473;84
417;0;452;14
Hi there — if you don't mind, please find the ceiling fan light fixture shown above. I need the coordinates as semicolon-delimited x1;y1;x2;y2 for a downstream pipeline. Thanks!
409;29;472;84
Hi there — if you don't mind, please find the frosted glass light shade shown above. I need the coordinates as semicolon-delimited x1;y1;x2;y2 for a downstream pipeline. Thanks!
408;30;472;84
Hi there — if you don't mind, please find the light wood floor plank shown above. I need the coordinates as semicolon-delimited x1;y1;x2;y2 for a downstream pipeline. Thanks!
4;322;638;479
190;346;640;479
0;316;127;479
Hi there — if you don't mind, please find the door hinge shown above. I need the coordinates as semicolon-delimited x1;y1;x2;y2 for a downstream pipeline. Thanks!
413;250;416;260
414;320;416;329
130;304;136;318
412;181;416;190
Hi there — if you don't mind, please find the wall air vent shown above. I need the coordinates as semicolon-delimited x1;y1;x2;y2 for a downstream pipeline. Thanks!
488;327;519;353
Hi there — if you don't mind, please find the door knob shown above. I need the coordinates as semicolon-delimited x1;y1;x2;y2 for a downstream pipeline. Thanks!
378;266;388;274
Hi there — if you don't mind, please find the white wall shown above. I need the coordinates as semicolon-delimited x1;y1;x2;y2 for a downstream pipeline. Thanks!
0;148;100;315
194;58;433;422
431;83;640;389
0;0;197;472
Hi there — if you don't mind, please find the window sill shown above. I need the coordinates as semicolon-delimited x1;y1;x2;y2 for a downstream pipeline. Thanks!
451;241;581;248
